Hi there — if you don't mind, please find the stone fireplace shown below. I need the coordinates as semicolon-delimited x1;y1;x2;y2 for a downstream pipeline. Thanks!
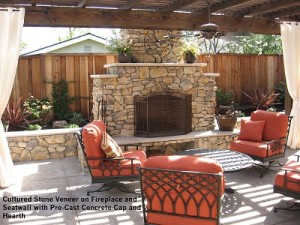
91;29;218;138
91;63;218;137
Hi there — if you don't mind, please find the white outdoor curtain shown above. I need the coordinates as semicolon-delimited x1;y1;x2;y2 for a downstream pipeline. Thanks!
0;8;25;187
280;22;300;149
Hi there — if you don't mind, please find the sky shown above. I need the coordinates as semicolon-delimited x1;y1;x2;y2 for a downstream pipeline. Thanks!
21;27;115;54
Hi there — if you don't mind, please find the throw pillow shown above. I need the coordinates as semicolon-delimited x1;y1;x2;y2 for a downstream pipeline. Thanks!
238;119;266;142
101;131;124;158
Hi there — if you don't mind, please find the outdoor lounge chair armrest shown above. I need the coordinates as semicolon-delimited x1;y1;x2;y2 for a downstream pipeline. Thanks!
265;137;287;145
86;157;137;161
280;167;300;174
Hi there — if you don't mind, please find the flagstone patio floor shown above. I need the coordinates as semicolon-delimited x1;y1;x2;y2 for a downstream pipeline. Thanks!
1;148;300;225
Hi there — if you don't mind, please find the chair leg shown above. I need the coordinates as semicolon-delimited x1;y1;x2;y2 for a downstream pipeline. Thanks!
87;183;113;196
259;162;272;178
88;182;139;196
254;161;279;178
274;202;300;213
277;159;284;166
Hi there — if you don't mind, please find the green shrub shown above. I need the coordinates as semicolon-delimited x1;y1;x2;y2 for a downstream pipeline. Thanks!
69;112;87;126
64;124;79;128
236;111;245;117
274;81;285;106
27;124;42;130
51;80;74;121
23;96;52;125
216;88;235;106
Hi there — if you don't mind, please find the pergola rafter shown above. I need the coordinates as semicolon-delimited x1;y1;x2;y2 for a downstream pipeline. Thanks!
0;0;299;34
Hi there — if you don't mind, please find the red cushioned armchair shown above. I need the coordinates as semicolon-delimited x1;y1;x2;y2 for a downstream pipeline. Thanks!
273;155;300;212
230;110;292;178
138;155;224;225
76;120;146;195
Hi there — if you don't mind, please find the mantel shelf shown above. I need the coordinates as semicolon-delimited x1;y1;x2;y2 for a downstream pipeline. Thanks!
104;63;207;68
90;74;118;79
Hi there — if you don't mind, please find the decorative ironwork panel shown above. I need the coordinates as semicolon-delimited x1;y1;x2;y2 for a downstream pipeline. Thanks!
138;167;222;224
134;92;192;137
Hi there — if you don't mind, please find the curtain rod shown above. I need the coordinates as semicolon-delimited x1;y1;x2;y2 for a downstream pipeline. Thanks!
280;22;298;25
0;8;23;12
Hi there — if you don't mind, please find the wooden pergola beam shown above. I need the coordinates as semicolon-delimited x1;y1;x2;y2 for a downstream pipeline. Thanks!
236;0;300;17
77;0;89;8
31;0;37;6
23;6;280;34
119;0;143;10
161;0;199;12
266;6;300;19
196;0;252;14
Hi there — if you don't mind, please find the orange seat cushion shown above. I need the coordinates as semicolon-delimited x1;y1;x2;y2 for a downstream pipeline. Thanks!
251;110;288;141
82;120;107;162
143;155;223;174
90;150;146;177
230;140;284;158
142;156;224;225
274;160;300;193
82;120;146;178
147;213;218;225
238;119;266;142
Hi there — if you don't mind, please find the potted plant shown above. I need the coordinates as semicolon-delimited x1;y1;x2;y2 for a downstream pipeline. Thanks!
182;43;199;63
216;105;237;131
106;31;133;63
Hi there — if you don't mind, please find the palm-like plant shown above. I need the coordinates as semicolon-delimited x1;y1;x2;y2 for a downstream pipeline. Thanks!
1;98;30;131
243;88;279;110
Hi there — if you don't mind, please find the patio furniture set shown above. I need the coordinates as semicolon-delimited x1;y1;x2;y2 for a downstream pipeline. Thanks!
76;110;299;225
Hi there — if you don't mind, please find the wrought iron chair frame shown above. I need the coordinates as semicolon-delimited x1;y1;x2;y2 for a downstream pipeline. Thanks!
232;116;293;178
76;130;140;195
273;155;300;212
138;167;223;225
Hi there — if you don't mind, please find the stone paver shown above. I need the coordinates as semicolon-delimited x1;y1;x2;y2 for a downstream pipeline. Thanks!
1;148;299;225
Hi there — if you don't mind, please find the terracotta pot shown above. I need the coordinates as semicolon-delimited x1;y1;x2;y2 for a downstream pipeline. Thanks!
118;53;132;63
216;116;237;131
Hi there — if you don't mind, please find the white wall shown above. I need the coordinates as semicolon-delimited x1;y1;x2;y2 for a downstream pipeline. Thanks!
50;40;110;54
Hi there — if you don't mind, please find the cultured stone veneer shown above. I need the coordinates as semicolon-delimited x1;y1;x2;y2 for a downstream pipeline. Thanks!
6;128;80;162
6;128;236;162
92;64;217;136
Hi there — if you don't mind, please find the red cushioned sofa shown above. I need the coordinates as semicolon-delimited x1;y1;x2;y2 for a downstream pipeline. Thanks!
138;155;224;225
230;110;292;177
76;120;146;195
273;154;300;212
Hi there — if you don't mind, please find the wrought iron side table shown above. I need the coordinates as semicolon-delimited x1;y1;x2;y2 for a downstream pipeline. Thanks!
176;149;253;173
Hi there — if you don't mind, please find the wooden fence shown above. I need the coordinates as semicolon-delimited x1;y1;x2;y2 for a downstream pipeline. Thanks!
10;53;285;119
199;54;285;104
11;54;117;119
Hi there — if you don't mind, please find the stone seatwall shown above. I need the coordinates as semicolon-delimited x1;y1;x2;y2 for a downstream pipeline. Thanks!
6;128;237;163
114;130;236;157
6;128;80;162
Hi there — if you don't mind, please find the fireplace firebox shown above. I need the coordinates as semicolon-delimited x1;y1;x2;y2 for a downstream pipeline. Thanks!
134;92;192;137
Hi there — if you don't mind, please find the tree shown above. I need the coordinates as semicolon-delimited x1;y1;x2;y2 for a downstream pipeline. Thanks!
58;28;90;42
237;34;282;54
20;42;27;52
184;33;283;54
